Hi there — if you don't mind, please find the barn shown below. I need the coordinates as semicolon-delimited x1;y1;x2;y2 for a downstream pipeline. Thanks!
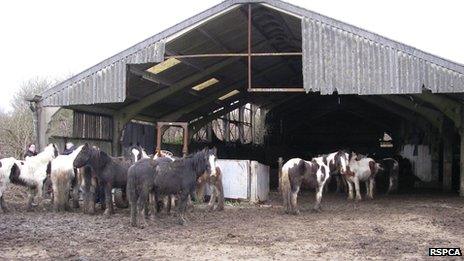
31;0;464;196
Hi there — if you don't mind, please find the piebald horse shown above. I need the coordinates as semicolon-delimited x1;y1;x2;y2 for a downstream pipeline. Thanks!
280;151;349;214
1;144;59;211
344;152;383;200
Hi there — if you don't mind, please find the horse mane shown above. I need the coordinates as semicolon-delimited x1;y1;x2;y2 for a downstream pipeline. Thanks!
25;144;57;165
170;149;209;176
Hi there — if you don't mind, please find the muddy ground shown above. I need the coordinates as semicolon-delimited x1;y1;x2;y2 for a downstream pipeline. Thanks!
1;186;463;260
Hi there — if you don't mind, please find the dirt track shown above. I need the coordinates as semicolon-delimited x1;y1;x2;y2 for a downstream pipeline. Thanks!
1;186;463;260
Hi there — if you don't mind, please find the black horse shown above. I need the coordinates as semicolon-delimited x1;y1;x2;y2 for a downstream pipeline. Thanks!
154;148;217;225
127;156;173;228
73;144;133;215
127;146;216;226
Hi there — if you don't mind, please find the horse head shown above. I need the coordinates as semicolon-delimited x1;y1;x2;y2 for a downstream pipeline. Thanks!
42;143;59;159
331;150;350;175
197;147;217;178
126;144;145;164
73;143;92;168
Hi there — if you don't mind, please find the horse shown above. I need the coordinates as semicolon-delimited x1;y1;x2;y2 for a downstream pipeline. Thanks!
125;144;150;164
0;157;22;212
344;152;383;200
49;145;83;211
197;166;224;212
154;148;217;225
280;151;350;214
2;144;59;211
376;158;400;194
127;156;173;228
73;143;132;215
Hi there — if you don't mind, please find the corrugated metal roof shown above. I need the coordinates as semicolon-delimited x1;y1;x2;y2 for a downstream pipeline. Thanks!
40;0;464;107
42;41;165;106
301;17;464;95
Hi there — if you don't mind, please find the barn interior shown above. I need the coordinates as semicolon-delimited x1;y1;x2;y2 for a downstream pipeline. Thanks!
36;1;464;195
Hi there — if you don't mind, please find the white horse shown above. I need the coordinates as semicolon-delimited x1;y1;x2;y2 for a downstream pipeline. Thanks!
344;152;383;200
0;157;22;212
50;145;84;211
1;144;59;210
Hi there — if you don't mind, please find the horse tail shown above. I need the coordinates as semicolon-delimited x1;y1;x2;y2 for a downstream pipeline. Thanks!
52;168;72;212
126;165;137;206
280;159;292;213
278;157;283;194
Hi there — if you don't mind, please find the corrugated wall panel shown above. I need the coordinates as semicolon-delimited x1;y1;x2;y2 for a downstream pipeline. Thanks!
302;17;464;94
42;40;165;106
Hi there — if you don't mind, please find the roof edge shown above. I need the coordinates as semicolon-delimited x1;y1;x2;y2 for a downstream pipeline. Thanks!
41;0;464;100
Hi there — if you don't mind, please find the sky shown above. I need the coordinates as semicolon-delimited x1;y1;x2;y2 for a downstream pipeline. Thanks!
0;0;463;111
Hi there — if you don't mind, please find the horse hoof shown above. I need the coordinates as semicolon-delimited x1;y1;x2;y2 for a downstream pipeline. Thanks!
103;210;111;216
355;198;362;202
292;210;300;215
312;208;321;213
139;223;147;229
178;218;187;226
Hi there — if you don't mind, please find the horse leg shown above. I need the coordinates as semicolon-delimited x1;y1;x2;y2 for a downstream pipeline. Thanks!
72;171;80;209
103;183;114;216
0;191;8;213
166;195;172;215
154;191;163;217
130;197;137;227
137;192;148;228
346;178;354;200
208;185;217;211
196;179;206;204
177;192;189;225
64;181;71;211
99;186;106;211
290;184;300;215
26;187;35;211
335;175;342;194
369;177;375;199
365;180;370;199
88;177;97;214
147;192;157;219
35;182;45;210
216;182;224;211
354;178;362;201
281;181;290;214
313;181;325;212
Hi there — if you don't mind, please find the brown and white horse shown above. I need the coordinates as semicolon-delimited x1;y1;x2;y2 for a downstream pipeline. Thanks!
344;152;383;200
280;151;349;214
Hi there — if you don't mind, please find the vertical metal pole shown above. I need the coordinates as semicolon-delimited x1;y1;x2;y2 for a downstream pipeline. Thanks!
183;126;188;157
247;4;252;91
239;106;245;143
460;106;464;196
442;119;453;191
156;124;162;155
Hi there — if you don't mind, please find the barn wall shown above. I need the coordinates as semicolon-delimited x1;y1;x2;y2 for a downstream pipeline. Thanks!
401;144;434;182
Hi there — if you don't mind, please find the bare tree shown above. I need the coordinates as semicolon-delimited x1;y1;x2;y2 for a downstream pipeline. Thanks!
0;77;52;158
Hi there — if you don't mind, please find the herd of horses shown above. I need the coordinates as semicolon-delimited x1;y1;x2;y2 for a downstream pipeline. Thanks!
0;143;408;228
280;151;401;215
0;143;221;227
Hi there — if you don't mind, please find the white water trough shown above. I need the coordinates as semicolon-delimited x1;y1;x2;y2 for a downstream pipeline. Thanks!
207;159;270;203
